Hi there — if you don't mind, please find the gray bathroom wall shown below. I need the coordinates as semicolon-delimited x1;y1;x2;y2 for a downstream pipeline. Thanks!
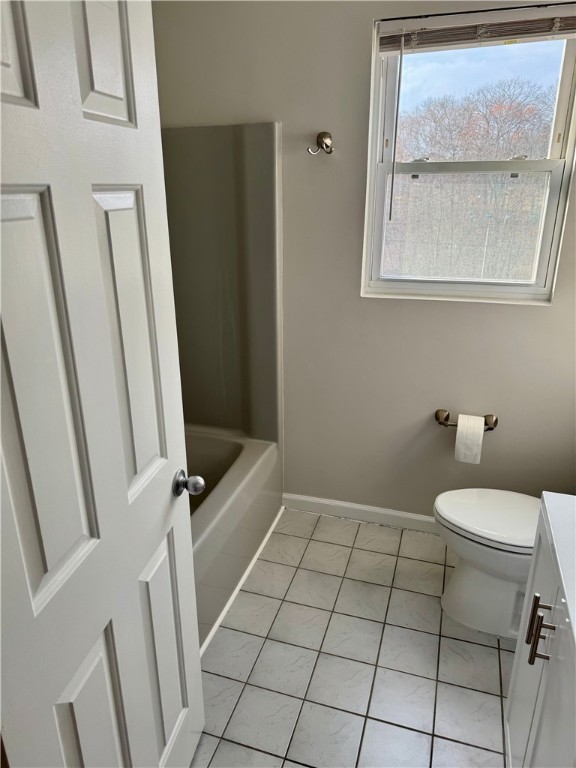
154;1;576;516
162;123;280;441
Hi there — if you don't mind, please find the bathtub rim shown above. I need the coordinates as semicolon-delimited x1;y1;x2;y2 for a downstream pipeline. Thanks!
184;423;278;551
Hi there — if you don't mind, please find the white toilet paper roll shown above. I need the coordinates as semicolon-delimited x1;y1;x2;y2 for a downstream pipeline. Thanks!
455;414;485;464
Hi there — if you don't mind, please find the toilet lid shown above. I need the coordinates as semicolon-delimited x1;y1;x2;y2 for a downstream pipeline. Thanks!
434;489;540;549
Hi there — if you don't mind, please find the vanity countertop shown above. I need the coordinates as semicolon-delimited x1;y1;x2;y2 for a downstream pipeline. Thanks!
542;491;576;632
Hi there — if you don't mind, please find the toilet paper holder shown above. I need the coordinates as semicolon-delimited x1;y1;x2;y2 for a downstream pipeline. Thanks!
435;410;498;432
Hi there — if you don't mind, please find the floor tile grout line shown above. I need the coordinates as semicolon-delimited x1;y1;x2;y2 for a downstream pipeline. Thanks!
204;660;506;701
259;553;445;596
286;588;496;646
206;514;322;764
246;569;344;612
424;731;505;756
310;514;361;549
366;713;505;751
264;529;447;567
240;572;444;606
203;708;506;761
281;526;359;765
204;669;368;711
213;736;316;767
221;603;503;681
221;591;501;654
241;579;502;650
429;559;449;767
399;530;447;568
362;549;445;566
354;529;403;768
299;536;351;577
498;638;507;764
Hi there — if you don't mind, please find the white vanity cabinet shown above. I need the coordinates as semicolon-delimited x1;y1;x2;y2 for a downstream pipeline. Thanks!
505;492;576;767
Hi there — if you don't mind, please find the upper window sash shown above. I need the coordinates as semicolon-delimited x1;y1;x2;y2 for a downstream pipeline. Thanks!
378;39;576;165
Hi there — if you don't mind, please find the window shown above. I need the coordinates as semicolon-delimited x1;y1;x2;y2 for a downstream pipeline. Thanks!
362;6;576;303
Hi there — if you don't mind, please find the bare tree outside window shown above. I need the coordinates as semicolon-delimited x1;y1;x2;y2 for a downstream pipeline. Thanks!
397;77;556;163
382;77;558;282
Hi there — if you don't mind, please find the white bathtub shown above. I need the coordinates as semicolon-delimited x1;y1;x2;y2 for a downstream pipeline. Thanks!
185;425;281;644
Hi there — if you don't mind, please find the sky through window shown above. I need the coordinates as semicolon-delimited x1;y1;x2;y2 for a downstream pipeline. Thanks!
399;40;565;112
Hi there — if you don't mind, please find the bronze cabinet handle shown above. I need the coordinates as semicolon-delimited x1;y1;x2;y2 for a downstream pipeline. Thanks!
528;612;556;665
525;593;553;645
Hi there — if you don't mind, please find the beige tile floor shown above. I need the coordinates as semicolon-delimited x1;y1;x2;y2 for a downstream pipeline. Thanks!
193;509;516;768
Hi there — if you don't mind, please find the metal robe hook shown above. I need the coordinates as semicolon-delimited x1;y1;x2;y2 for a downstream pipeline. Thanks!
307;132;334;155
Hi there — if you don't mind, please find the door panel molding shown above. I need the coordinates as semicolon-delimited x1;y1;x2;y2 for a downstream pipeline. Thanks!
139;531;189;759
93;187;167;496
71;0;136;126
55;623;132;767
1;187;100;612
0;1;37;107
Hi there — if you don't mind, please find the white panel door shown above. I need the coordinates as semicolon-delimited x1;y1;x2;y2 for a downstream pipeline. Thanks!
1;2;204;766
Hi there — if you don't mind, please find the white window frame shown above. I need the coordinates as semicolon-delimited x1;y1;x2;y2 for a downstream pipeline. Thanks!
361;5;576;304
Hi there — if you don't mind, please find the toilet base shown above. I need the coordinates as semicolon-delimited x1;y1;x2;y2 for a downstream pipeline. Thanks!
442;560;526;638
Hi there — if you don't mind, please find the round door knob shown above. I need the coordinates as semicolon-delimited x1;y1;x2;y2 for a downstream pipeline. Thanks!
172;469;206;497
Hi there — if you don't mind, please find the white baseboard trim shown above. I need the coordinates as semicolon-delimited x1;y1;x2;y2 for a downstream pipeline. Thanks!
199;505;285;656
282;493;438;534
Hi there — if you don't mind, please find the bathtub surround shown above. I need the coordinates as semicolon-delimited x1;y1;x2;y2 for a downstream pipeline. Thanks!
193;508;511;767
162;123;282;444
153;1;576;517
163;122;284;643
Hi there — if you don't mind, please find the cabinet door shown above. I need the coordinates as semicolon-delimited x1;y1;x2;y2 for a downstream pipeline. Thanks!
525;587;576;768
505;522;558;766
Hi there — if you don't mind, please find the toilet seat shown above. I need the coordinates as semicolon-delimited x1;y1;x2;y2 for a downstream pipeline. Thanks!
434;488;540;554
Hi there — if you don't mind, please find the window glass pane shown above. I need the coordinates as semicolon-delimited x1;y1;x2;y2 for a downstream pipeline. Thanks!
397;41;565;162
381;172;550;282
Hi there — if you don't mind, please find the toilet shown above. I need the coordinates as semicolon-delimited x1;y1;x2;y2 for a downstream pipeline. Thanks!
434;488;541;639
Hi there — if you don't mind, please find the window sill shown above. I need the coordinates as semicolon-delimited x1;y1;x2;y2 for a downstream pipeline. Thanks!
361;281;554;305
